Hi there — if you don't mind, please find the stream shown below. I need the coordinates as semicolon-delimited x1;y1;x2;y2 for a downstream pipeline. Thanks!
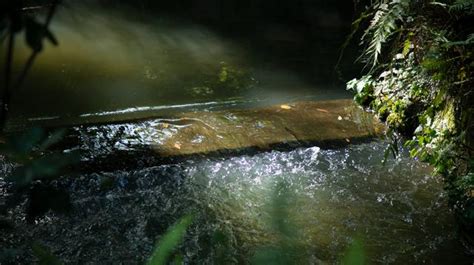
0;2;472;264
1;140;470;264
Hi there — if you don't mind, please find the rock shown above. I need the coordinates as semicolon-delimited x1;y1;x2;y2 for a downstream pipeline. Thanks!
149;99;384;157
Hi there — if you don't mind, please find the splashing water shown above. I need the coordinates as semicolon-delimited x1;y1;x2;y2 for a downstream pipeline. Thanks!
1;141;469;264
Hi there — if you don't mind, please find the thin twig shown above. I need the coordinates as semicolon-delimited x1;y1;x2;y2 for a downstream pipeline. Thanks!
13;51;38;91
0;28;15;131
22;5;52;11
14;0;60;90
453;78;473;86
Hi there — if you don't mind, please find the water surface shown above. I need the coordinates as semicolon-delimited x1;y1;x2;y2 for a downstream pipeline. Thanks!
5;4;349;130
1;141;469;264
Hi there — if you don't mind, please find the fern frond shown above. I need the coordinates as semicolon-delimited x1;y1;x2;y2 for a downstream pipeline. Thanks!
444;33;474;46
362;0;410;68
468;33;474;42
450;0;474;14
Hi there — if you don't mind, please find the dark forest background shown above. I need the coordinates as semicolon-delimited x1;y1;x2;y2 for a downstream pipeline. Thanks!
83;0;365;84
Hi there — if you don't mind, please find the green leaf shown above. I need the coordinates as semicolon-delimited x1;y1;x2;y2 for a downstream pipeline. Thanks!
39;129;67;151
0;248;21;263
147;215;193;265
44;28;59;46
172;254;184;265
402;39;412;56
0;127;44;155
6;151;80;187
32;243;62;265
10;9;24;33
25;17;45;52
342;239;365;265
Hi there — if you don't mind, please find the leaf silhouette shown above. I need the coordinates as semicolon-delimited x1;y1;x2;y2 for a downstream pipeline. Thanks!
147;215;193;265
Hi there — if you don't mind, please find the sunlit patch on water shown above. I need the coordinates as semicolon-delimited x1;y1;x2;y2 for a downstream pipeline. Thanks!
181;142;464;263
1;141;469;264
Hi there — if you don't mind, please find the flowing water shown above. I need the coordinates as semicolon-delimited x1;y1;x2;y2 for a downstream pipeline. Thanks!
1;3;472;264
1;140;471;264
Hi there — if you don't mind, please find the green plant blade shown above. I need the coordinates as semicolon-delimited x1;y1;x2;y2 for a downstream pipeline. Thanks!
147;215;193;265
32;242;62;265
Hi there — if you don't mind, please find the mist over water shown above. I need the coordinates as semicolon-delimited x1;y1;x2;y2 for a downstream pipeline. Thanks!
6;3;349;129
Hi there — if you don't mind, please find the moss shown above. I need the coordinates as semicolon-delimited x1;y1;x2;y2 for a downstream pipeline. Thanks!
347;0;474;243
